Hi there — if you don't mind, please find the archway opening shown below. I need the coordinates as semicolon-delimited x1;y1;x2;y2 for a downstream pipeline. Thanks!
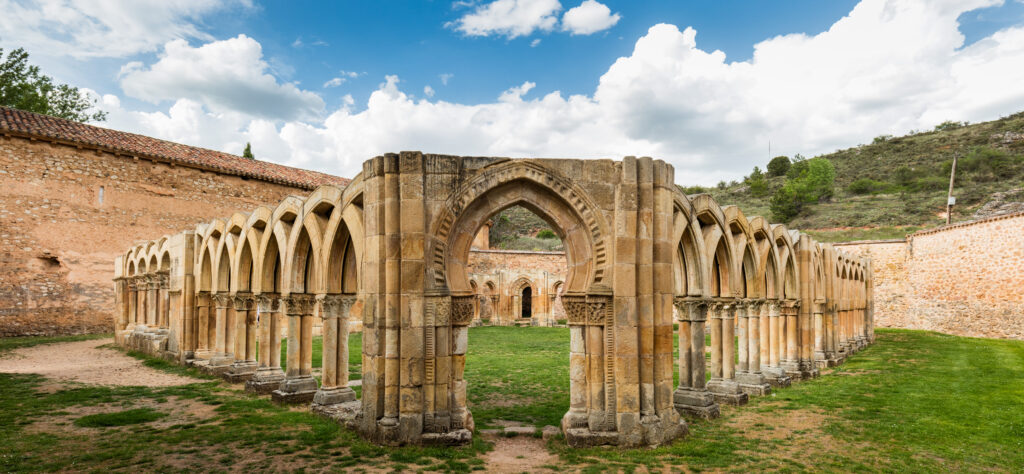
447;178;595;432
521;286;532;318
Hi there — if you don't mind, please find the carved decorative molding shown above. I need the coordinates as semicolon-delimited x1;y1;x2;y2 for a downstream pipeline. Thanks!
213;293;233;309
450;296;474;326
285;294;316;316
674;296;709;322
232;292;255;311
256;293;280;313
562;294;611;326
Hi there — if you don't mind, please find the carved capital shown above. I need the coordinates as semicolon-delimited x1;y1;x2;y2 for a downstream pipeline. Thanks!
233;292;255;311
256;293;281;313
318;294;358;319
285;294;316;316
562;294;611;326
673;296;709;322
450;295;474;326
213;293;233;309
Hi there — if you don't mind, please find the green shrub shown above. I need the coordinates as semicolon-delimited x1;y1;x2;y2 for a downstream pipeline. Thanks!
894;166;917;187
536;229;557;239
847;178;890;195
767;156;791;177
746;166;769;197
909;176;948;192
873;134;894;144
74;408;167;428
770;186;801;222
679;185;707;194
933;120;967;132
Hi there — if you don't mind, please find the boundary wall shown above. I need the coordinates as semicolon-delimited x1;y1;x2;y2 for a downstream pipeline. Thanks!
836;211;1024;339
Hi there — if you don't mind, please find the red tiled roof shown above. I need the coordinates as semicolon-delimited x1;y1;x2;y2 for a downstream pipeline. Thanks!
0;107;349;189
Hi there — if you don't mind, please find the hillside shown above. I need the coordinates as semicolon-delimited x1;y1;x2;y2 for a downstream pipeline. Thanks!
685;111;1024;242
487;206;564;251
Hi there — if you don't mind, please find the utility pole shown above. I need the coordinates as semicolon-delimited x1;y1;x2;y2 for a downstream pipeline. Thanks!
946;152;958;225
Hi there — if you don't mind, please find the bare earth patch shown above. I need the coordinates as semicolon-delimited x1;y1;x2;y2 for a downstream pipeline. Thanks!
483;433;560;473
0;338;203;386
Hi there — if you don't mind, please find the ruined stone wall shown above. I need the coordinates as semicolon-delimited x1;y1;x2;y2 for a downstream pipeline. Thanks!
0;136;319;336
466;248;567;325
838;212;1024;339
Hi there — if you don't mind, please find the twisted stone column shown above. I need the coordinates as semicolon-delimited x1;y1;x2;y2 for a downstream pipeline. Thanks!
673;297;719;419
272;294;318;403
157;272;170;330
246;294;286;394
314;294;358;405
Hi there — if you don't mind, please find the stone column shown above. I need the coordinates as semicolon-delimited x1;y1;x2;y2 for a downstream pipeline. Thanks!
246;294;286;394
313;294;358;405
272;294;318;403
735;301;748;374
706;300;747;405
195;291;212;359
225;293;257;382
209;293;234;368
126;278;138;331
673;297;719;419
158;273;170;330
146;275;159;330
736;299;770;396
782;300;801;378
762;301;791;387
813;300;826;368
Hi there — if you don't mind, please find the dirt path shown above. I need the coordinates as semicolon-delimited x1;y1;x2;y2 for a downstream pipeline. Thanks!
0;338;203;387
482;434;560;473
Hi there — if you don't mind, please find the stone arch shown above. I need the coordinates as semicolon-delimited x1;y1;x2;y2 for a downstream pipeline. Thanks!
232;207;272;294
257;197;303;295
435;160;610;295
724;206;759;298
671;193;707;298
692;195;735;297
772;224;798;300
509;276;535;319
748;217;780;299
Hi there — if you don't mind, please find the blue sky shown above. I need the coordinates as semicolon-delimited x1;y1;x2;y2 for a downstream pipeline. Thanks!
3;0;1024;183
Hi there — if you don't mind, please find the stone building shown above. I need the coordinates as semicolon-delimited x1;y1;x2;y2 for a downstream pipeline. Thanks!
113;153;873;448
466;224;568;326
0;107;347;337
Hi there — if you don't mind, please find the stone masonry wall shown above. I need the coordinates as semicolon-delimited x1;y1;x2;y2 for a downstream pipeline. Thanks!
467;248;567;324
0;136;319;336
838;212;1024;339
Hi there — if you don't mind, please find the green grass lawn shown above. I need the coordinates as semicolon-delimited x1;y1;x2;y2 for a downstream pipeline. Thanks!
1;328;1021;472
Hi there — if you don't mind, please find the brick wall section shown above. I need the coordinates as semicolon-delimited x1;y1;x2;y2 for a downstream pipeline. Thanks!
0;136;333;336
838;212;1024;339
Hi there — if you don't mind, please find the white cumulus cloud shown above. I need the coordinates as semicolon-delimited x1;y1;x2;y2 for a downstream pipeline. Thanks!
0;0;248;59
562;0;620;35
99;0;1024;187
448;0;562;38
119;35;324;122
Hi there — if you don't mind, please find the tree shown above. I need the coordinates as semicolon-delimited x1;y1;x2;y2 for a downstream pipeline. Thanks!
746;166;768;197
0;47;106;122
769;157;836;222
767;156;791;177
242;142;255;160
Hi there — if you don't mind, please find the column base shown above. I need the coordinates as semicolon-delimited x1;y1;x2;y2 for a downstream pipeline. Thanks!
673;388;720;419
271;375;318;404
192;349;212;360
761;367;792;388
245;367;286;395
223;360;258;383
782;361;803;381
562;410;688;448
312;386;357;405
312;399;362;430
735;372;772;397
707;379;749;405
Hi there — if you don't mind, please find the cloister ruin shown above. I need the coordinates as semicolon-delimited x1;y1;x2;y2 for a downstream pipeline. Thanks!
113;153;873;448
